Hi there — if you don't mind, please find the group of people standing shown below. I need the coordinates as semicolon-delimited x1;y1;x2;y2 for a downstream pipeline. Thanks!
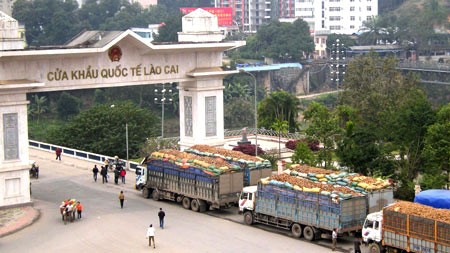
91;157;126;185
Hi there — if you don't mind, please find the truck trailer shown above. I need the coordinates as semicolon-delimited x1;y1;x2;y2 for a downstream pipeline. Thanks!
363;201;450;253
239;181;367;241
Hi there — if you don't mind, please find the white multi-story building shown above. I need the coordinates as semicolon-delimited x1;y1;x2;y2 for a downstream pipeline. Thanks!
295;0;378;35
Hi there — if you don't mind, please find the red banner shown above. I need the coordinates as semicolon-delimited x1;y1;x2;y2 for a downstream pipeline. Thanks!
180;7;233;27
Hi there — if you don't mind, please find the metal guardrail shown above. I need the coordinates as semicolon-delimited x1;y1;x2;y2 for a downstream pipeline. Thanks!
397;61;450;72
225;128;305;140
28;140;140;171
28;130;304;168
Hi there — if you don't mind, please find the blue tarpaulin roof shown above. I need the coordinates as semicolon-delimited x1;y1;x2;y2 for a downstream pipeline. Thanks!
414;189;450;209
237;63;302;72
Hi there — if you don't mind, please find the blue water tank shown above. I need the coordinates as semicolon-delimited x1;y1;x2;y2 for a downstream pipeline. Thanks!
414;189;450;209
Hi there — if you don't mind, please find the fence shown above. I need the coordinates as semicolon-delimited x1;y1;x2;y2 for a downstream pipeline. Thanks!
28;140;141;171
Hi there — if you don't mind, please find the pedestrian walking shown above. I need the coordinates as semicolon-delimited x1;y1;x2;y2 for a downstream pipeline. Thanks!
92;165;99;182
158;208;166;229
114;169;120;185
120;168;126;184
100;166;108;183
104;159;109;171
76;201;83;219
55;147;62;160
146;224;156;248
332;228;338;251
119;191;125;209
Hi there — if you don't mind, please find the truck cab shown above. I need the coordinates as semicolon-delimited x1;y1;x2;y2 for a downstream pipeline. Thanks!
135;165;146;190
362;211;383;244
238;186;257;214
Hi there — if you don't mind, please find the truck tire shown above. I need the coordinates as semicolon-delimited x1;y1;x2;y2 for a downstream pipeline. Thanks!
244;211;253;225
369;243;382;253
182;197;191;209
303;226;315;241
152;189;160;201
142;188;150;199
291;223;302;238
191;199;200;212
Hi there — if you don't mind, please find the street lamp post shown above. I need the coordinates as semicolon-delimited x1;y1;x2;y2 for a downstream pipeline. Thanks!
239;69;258;156
154;83;173;138
111;104;129;170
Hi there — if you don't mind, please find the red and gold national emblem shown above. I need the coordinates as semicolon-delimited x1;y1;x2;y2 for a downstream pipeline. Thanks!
108;46;122;62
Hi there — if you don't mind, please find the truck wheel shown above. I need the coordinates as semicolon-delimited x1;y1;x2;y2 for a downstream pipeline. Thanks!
369;243;382;253
182;197;191;209
303;226;315;241
142;188;150;199
244;212;253;225
191;199;200;212
291;223;302;238
152;189;160;201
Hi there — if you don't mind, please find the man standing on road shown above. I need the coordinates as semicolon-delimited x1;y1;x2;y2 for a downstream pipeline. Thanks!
146;224;156;248
76;201;83;219
332;228;338;251
354;235;362;253
92;165;99;182
158;208;165;229
100;166;108;183
55;147;62;161
119;191;125;209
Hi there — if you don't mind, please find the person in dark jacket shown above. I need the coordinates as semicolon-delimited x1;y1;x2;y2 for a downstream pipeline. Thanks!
158;208;166;229
100;166;108;184
114;168;120;184
354;235;362;253
92;165;99;182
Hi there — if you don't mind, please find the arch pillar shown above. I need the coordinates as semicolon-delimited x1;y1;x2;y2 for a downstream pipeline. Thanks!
0;86;39;207
178;77;226;150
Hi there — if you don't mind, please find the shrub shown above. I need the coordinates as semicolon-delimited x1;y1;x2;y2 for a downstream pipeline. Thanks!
232;144;265;156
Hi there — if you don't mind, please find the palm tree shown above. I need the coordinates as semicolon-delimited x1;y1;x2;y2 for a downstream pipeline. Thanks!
31;95;48;123
271;118;289;159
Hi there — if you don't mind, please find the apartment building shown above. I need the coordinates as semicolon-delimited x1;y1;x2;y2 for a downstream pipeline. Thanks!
295;0;378;35
215;0;295;33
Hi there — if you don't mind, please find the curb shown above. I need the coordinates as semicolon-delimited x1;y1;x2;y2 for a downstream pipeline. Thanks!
0;206;41;238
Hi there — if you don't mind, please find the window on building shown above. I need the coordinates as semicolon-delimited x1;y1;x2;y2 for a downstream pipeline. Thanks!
329;7;340;11
367;6;371;11
322;38;326;44
350;0;354;2
367;16;372;21
350;25;355;29
322;1;324;8
316;38;319;43
329;16;341;21
322;20;325;28
330;26;341;30
322;11;324;18
350;7;355;11
350;16;355;21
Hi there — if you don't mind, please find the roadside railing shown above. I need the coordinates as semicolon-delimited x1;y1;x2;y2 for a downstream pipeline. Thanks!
28;140;140;171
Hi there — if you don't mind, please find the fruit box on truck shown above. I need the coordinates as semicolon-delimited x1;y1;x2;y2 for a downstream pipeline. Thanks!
140;149;245;212
363;201;450;253
288;164;394;213
239;174;367;241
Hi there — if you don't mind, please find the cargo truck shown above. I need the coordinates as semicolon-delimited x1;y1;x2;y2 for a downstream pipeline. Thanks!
239;182;367;240
362;201;450;253
141;158;244;212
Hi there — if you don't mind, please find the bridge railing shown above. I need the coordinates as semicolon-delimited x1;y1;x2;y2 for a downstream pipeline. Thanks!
225;128;305;140
397;61;450;72
28;140;141;171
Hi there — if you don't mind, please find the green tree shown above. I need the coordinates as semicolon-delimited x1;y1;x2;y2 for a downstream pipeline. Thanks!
271;119;289;159
292;141;315;166
258;91;300;132
56;92;82;119
422;103;450;188
29;95;49;123
253;19;314;61
48;101;159;158
153;12;183;43
13;0;80;46
224;98;254;129
303;102;342;169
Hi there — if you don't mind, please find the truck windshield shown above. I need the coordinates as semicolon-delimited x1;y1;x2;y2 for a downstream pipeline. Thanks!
240;192;249;200
364;219;374;229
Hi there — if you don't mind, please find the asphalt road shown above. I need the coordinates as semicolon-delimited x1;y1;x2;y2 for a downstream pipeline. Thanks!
1;149;369;253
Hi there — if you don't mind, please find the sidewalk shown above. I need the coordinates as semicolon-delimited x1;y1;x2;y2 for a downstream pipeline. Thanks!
0;205;40;238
